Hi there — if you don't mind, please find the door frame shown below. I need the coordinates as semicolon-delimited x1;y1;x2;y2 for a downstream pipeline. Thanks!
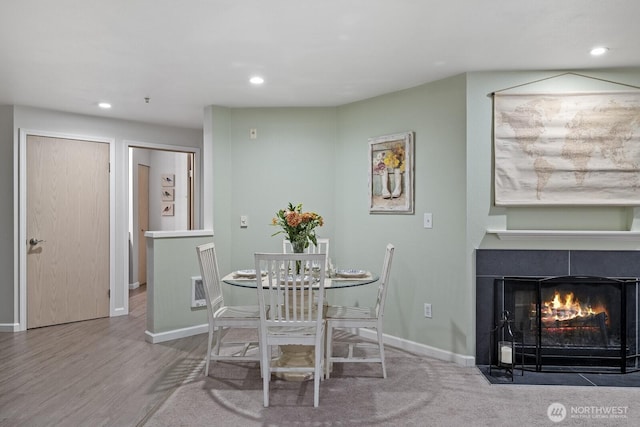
125;139;201;294
137;164;150;286
18;129;116;331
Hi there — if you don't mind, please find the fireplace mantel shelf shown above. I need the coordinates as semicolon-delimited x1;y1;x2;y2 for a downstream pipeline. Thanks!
486;229;640;241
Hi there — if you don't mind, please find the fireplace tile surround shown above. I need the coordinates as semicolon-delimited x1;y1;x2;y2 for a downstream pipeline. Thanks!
475;250;640;367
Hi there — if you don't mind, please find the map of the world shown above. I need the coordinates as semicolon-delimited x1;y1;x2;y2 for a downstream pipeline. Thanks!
494;91;640;205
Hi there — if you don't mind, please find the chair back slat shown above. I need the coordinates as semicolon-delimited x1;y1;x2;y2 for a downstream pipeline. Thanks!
196;242;224;316
375;243;395;318
255;252;326;327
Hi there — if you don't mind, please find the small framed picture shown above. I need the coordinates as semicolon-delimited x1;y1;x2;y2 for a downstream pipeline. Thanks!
161;174;175;187
161;203;174;216
369;131;414;214
161;188;174;201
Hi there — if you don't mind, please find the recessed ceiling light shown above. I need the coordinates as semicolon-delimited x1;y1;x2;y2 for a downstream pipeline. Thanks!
249;76;264;85
98;102;112;109
590;47;609;56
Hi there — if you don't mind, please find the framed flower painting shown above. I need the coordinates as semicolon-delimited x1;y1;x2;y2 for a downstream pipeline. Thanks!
368;131;414;214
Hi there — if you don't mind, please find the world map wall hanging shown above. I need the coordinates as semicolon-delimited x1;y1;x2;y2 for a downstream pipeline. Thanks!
493;91;640;206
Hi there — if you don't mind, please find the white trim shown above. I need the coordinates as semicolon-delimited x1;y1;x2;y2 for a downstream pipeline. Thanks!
144;323;208;344
146;323;477;367
358;328;476;367
126;139;200;154
129;281;140;290
144;229;213;239
486;229;640;241
108;139;118;317
18;129;117;331
0;323;20;332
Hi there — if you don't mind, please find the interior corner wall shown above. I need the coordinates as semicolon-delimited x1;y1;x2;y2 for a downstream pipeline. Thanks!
207;76;470;357
208;106;232;283
335;74;469;356
0;106;15;327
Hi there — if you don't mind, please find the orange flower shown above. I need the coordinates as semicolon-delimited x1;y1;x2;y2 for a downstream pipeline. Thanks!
286;211;302;227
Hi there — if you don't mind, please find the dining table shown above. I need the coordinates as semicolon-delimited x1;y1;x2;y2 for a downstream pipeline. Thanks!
221;270;380;381
221;271;379;290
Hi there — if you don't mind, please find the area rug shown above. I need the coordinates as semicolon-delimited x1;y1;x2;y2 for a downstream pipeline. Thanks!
143;339;640;426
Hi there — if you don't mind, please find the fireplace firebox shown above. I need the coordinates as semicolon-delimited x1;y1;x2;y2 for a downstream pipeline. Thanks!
496;276;639;373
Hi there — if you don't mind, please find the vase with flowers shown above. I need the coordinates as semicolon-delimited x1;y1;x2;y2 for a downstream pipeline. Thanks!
272;203;324;273
271;202;324;252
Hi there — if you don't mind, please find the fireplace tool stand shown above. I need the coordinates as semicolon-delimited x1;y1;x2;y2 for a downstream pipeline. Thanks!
489;310;524;381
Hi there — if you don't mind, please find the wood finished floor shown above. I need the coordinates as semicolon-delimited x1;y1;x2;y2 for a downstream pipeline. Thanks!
0;285;207;427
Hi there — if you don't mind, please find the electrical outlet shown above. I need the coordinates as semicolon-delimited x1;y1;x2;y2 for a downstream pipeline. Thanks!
424;303;432;318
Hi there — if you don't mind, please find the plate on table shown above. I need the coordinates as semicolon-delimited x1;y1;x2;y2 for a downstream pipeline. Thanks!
336;269;368;278
235;269;257;278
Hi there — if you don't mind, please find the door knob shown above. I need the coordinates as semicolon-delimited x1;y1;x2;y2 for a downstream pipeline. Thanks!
29;238;45;245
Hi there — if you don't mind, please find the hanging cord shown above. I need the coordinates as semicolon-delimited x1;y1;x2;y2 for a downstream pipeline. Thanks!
489;72;640;96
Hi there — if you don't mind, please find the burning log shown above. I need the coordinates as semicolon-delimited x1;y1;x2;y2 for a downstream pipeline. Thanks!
538;311;609;347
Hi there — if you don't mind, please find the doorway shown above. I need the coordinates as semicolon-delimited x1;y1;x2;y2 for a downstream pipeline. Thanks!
25;134;111;328
129;146;196;289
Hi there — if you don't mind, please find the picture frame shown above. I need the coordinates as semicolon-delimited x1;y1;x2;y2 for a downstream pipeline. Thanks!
161;188;175;201
161;174;175;187
368;131;414;214
161;203;174;216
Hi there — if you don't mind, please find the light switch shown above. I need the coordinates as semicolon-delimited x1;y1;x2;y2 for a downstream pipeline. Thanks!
424;213;433;229
249;128;257;139
240;215;249;228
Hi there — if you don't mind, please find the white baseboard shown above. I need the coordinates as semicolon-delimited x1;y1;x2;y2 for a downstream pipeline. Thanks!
145;323;208;344
129;281;140;290
358;328;476;367
145;322;476;367
0;323;20;332
112;307;127;316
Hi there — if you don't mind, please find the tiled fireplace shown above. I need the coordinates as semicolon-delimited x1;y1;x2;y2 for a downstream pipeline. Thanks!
476;250;640;372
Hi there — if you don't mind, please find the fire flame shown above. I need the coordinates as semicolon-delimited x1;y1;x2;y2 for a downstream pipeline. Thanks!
541;290;608;323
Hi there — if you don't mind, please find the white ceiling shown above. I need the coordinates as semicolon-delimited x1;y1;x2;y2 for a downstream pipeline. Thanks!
1;0;639;129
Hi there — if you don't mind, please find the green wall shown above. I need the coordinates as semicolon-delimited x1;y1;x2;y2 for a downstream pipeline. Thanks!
211;107;338;306
0;106;15;325
467;69;640;251
336;74;469;355
147;235;211;333
209;74;471;356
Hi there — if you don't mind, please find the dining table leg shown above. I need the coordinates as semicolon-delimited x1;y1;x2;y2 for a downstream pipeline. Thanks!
273;345;316;381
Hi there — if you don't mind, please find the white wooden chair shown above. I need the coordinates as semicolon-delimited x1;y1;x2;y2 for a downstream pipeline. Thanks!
283;238;330;272
254;252;327;407
196;242;261;376
325;243;395;379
